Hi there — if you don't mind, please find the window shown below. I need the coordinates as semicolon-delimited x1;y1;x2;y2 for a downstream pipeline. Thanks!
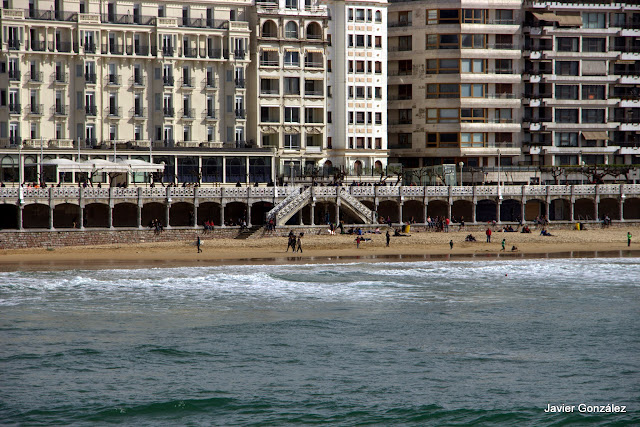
426;108;458;123
495;59;512;74
374;61;382;74
285;0;297;9
461;34;485;48
284;50;299;66
348;8;353;21
427;9;459;25
461;108;486;122
555;109;579;123
285;22;298;38
427;34;458;49
284;77;300;94
284;134;300;150
356;111;365;124
556;85;578;100
356;61;365;73
583;38;606;52
495;108;512;122
426;133;459;148
555;61;579;76
462;9;485;24
557;37;579;52
583;13;606;29
284;107;300;123
355;8;365;22
426;84;459;99
461;84;485;98
375;87;382;99
582;85;605;100
397;36;412;51
582;109;605;123
356;86;365;99
375;36;382;48
348;35;353;47
461;59;485;73
375;11;382;23
495;10;514;25
460;133;485;148
426;59;459;74
555;132;578;147
375;112;382;124
356;34;365;47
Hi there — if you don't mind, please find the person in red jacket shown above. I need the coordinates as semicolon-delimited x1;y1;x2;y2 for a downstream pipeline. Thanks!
486;227;492;243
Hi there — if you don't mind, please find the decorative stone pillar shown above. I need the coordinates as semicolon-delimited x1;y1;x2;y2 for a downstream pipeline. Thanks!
545;199;551;221
164;203;171;229
108;205;114;229
398;202;403;225
496;200;502;224
423;201;428;223
620;198;625;222
79;204;84;230
335;201;340;224
137;203;142;228
49;205;54;230
472;201;477;224
17;204;23;230
570;198;575;222
220;203;225;227
447;200;452;221
594;197;599;221
520;199;526;224
193;203;199;228
310;203;315;226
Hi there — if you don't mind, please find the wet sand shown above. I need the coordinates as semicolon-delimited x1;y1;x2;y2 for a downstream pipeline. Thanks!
0;226;638;271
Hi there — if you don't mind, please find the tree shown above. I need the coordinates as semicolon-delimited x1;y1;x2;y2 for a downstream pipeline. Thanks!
540;166;565;185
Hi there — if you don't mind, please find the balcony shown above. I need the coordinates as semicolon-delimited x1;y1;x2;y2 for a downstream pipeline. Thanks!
134;45;149;55
234;49;245;59
183;46;197;58
207;48;222;59
180;108;196;120
235;109;246;119
85;73;97;84
7;40;21;50
161;139;175;148
8;69;20;81
180;77;195;89
51;104;68;116
84;138;98;148
51;72;68;84
203;78;217;90
106;106;122;118
162;46;174;57
30;40;47;52
261;89;279;95
84;43;96;54
305;90;323;97
389;20;412;28
131;75;145;86
85;105;97;116
260;59;279;67
56;42;72;52
163;107;175;117
388;94;412;101
8;103;21;114
305;61;323;69
27;72;43;83
106;74;121;85
203;109;217;121
163;75;174;87
130;107;147;119
235;78;245;88
107;44;124;55
27;104;43;115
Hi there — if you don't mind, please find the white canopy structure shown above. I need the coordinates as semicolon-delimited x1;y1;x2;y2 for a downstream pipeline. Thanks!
116;159;165;173
41;159;92;173
79;159;130;173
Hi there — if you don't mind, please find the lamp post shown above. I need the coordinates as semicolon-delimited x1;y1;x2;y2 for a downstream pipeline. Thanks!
581;160;586;186
458;161;464;186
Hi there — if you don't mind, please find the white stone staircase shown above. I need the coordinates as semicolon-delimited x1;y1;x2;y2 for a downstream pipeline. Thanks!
266;186;302;222
270;187;311;226
338;188;374;224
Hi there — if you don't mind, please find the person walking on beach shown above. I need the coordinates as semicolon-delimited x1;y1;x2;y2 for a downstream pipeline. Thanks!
356;236;361;249
296;234;303;253
501;238;506;251
628;231;632;247
197;236;202;253
486;228;492;243
386;230;390;247
449;240;453;250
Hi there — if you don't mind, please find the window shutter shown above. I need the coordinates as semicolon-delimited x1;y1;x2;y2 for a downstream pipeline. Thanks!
0;122;7;138
76;91;83;109
155;94;161;111
154;67;161;79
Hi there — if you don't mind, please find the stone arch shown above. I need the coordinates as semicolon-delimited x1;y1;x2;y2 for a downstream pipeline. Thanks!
113;202;137;227
0;204;18;229
23;203;49;229
262;20;277;37
322;160;333;177
198;202;221;226
500;199;521;222
598;198;619;220
169;202;195;227
427;200;448;219
402;200;423;223
525;199;545;221
354;160;363;176
452;200;473;223
285;21;298;38
250;201;273;226
378;200;399;222
53;202;80;229
225;201;247;226
85;203;109;228
306;22;322;39
574;198;595;221
374;160;383;174
476;199;497;222
550;198;570;221
623;197;640;220
314;201;336;225
375;10;382;22
142;202;165;228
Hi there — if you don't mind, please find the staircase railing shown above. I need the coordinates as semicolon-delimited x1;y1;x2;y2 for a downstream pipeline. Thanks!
266;186;302;221
339;188;374;223
275;187;311;225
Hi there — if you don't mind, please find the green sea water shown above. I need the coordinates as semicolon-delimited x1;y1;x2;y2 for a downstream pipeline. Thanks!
1;259;638;425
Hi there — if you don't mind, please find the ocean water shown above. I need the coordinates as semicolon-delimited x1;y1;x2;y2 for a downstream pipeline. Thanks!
0;259;638;426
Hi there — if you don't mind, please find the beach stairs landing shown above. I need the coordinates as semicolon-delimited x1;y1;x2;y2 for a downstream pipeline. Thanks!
338;188;374;224
265;186;303;224
272;187;312;226
235;225;262;240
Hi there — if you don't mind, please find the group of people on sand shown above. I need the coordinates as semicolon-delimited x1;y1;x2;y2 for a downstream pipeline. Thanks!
149;219;164;234
286;231;303;253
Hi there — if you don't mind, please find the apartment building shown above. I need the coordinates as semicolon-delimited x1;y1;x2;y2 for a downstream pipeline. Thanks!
523;1;640;167
325;0;388;176
0;0;276;185
248;0;330;177
387;0;524;173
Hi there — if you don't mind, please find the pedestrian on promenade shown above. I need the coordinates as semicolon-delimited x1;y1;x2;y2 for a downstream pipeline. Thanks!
386;230;390;247
501;238;506;251
197;236;202;253
296;234;303;253
486;228;492;243
449;240;453;250
628;231;632;247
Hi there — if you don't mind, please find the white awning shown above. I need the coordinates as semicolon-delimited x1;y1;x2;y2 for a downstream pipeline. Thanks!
116;159;165;172
582;131;609;141
556;13;582;26
42;159;92;172
79;159;130;173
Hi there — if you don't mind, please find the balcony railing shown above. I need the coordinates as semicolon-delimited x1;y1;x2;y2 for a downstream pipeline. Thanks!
27;71;43;82
30;40;47;51
52;72;68;84
163;75;174;86
183;46;197;58
107;44;124;55
85;73;97;84
52;104;68;116
235;109;246;119
180;77;195;88
389;20;412;27
130;75;145;86
84;43;96;53
106;106;122;117
305;61;323;68
235;78;245;88
134;44;150;55
56;42;72;52
130;107;147;118
106;74;121;85
261;89;279;95
203;109;217;120
85;105;97;116
234;49;245;59
8;40;21;50
8;103;21;114
162;46;174;57
8;69;20;81
305;90;323;96
180;108;196;119
207;48;222;59
203;78;217;89
260;60;279;67
27;104;43;115
163;107;175;117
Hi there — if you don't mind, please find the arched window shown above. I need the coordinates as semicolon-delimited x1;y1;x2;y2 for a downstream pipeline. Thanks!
374;160;383;172
354;160;363;176
262;20;277;38
306;22;322;40
375;11;382;23
285;21;298;39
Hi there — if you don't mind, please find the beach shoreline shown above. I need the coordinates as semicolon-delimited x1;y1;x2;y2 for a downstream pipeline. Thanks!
1;227;638;271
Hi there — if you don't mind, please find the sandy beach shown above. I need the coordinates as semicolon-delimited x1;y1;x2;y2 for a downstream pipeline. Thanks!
0;225;638;271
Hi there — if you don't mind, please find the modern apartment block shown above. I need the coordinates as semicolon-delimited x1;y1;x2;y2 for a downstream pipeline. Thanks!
387;0;524;173
523;1;640;168
248;0;329;177
325;0;388;176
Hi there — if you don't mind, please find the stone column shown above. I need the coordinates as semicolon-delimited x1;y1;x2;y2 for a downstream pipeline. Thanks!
398;202;403;225
520;199;526;223
49;205;54;230
310;203;315;226
193;203;199;228
447;200;452;221
335;201;340;224
246;203;252;227
137;203;142;229
220;203;225;227
423;201;428;223
570;198;575;222
299;206;304;225
108;205;113;229
79;204;84;230
545;199;550;221
496;200;501;224
17;205;23;230
164;203;171;229
620;198;625;222
472;201;477;224
594;197;599;221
